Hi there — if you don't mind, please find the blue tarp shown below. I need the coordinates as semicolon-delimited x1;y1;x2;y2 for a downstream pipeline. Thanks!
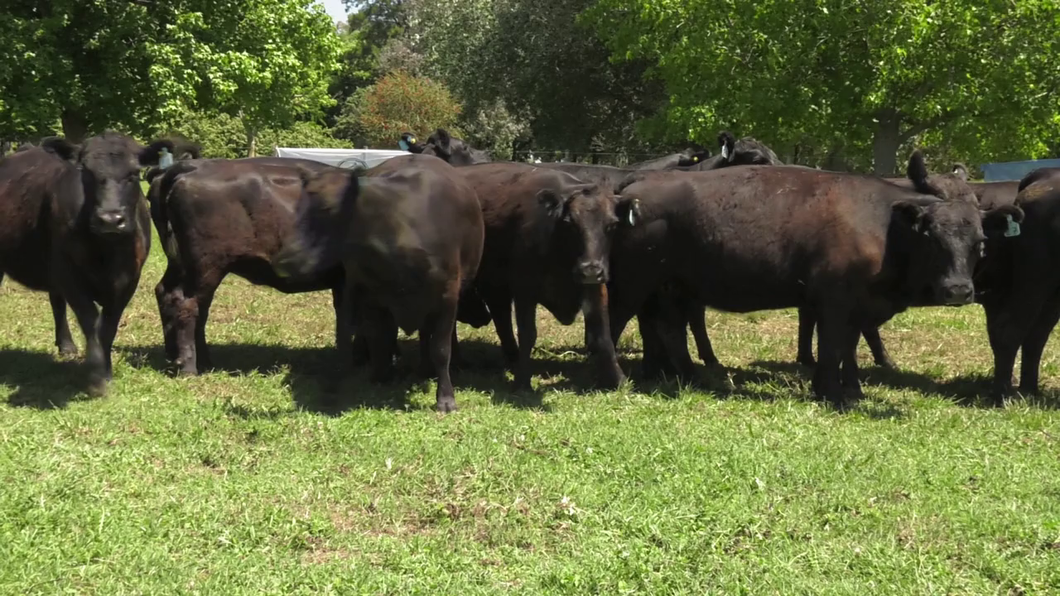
979;158;1060;182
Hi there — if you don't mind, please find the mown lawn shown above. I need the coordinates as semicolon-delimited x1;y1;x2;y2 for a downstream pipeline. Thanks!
1;223;1059;595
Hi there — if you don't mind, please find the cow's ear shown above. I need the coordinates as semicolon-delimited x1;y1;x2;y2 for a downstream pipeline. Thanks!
906;150;930;187
951;163;970;181
981;204;1025;238
537;188;573;219
892;201;927;233
432;129;452;152
615;196;640;227
718;131;736;161
40;137;79;162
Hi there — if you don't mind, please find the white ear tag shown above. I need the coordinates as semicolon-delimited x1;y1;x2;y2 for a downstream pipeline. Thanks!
1005;215;1021;238
721;146;729;159
627;209;635;226
158;148;173;169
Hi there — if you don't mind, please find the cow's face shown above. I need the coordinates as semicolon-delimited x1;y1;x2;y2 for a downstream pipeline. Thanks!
42;132;198;236
537;183;640;285
893;199;1025;305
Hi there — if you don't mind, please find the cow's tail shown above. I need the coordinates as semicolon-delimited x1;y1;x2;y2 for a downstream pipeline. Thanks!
274;165;364;279
150;160;200;264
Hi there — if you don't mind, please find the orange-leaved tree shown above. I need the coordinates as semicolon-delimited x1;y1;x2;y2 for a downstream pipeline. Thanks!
338;71;462;148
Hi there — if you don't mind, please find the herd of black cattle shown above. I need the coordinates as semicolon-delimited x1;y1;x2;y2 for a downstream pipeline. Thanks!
0;128;1057;413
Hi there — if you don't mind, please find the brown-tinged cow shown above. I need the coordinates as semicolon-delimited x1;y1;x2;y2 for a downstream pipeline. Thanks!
274;154;484;412
0;132;196;395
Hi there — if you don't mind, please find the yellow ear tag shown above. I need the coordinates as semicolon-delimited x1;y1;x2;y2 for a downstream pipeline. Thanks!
693;156;699;162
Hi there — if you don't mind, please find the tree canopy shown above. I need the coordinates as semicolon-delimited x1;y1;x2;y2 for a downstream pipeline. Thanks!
1;0;341;150
586;0;1060;173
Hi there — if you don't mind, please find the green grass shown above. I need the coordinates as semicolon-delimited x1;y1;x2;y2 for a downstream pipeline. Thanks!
1;224;1059;595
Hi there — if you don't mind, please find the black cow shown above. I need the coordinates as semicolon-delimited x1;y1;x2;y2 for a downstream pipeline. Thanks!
0;131;195;395
792;157;982;370
681;131;782;171
402;129;491;166
608;158;1021;408
150;157;344;375
976;168;1058;403
460;162;640;389
627;145;712;170
274;154;485;412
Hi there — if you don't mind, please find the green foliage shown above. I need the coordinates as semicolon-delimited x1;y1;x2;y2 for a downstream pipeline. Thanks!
0;1;341;143
458;99;531;161
586;0;1060;173
409;0;664;155
327;1;410;123
161;110;350;158
337;71;462;148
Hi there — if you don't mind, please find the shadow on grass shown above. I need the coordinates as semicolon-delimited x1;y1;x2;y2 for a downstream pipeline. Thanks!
750;360;1060;410
0;349;91;410
119;336;635;414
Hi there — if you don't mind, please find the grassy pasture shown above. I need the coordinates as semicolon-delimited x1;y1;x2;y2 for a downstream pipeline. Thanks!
1;220;1059;594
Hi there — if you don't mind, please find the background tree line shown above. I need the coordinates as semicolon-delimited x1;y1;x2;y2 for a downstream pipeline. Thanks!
2;0;1059;174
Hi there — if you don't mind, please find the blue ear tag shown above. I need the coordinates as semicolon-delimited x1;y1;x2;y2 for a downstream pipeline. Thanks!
158;148;173;169
1005;215;1021;238
398;140;409;151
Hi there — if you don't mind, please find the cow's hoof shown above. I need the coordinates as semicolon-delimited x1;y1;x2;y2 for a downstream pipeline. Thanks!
797;356;817;368
436;397;458;413
596;367;625;390
87;377;109;398
57;343;78;359
875;358;898;370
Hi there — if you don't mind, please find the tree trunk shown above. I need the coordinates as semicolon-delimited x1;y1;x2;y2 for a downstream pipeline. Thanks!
872;109;901;176
61;109;88;143
246;124;258;158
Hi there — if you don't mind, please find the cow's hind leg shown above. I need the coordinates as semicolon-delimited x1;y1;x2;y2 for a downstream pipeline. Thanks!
862;325;895;369
155;260;184;362
484;290;519;369
429;285;461;413
366;306;398;384
796;307;817;367
50;290;78;358
688;305;720;367
513;297;538;390
1018;295;1060;397
172;270;224;376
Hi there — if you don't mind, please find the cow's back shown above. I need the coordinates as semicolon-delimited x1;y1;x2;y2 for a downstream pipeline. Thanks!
613;166;906;314
351;155;484;331
165;160;333;290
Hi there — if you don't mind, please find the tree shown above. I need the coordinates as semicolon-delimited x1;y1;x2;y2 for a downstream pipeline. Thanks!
327;0;410;124
407;0;665;157
1;0;341;152
336;71;462;148
586;0;1060;174
152;0;342;156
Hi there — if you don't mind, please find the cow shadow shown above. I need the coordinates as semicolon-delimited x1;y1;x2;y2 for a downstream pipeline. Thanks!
747;359;1060;411
119;337;572;414
0;349;91;409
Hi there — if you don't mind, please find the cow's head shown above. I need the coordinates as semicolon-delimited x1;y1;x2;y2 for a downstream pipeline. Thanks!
905;151;978;204
892;196;1025;306
537;178;640;285
674;145;712;167
418;129;490;167
399;132;424;153
41;131;200;236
